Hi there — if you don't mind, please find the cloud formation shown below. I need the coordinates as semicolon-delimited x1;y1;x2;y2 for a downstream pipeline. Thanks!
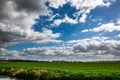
1;37;120;61
48;0;112;26
0;0;114;47
52;15;77;26
0;48;20;59
72;37;120;56
116;34;120;38
0;0;119;61
0;0;60;47
0;0;48;20
82;21;120;33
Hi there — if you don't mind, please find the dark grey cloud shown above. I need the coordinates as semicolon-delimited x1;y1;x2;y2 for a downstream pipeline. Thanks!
0;0;46;20
14;0;45;12
0;0;8;20
0;30;24;42
0;31;15;47
0;0;61;48
0;31;14;42
0;30;26;48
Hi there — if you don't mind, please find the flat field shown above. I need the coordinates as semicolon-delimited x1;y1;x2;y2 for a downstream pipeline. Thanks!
0;61;120;80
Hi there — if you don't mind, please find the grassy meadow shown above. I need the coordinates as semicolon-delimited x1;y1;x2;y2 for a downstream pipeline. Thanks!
0;61;120;80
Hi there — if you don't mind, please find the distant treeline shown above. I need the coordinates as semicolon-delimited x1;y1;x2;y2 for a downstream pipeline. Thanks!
0;58;83;63
0;58;120;63
0;59;40;62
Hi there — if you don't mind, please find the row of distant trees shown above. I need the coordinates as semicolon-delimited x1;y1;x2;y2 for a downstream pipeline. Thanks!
0;58;119;63
0;58;82;63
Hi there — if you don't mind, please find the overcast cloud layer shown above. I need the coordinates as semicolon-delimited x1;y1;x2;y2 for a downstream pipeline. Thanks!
0;0;120;61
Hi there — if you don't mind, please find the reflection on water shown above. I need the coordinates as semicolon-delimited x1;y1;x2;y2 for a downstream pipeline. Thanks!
0;76;16;80
0;78;15;80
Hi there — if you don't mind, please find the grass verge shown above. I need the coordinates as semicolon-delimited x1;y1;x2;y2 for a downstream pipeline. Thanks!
0;68;120;80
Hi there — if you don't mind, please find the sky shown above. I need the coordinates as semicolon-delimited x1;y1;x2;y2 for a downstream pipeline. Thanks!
0;0;120;61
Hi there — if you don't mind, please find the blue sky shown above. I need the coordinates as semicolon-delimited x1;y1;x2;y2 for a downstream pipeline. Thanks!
0;0;120;61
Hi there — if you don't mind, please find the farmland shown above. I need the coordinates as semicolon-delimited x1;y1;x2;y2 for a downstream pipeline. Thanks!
0;61;120;80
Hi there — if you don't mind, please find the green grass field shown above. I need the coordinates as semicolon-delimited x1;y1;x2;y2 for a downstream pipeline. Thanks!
0;61;120;80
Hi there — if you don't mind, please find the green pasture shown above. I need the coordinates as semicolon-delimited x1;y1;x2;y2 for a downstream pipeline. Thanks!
0;61;120;73
0;61;120;80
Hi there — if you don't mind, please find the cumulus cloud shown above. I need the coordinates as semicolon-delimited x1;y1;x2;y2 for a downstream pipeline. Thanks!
72;37;120;57
24;47;55;56
21;46;78;61
79;14;87;23
117;19;120;25
48;0;113;25
116;34;120;38
49;0;111;10
70;0;111;23
82;22;120;33
23;46;73;56
0;0;61;47
52;15;77;26
0;0;48;20
48;0;67;9
1;37;119;61
0;0;119;61
0;48;20;59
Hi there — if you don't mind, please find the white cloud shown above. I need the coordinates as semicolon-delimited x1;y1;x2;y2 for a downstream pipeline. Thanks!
48;0;67;9
48;0;111;9
24;47;55;56
1;36;119;61
69;37;120;60
48;0;113;25
69;0;111;23
52;15;78;26
52;19;64;26
79;14;87;23
82;22;120;33
65;15;78;24
116;34;120;38
0;0;119;61
19;46;74;61
0;48;20;58
47;13;60;21
69;0;110;10
34;39;62;44
117;19;120;25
